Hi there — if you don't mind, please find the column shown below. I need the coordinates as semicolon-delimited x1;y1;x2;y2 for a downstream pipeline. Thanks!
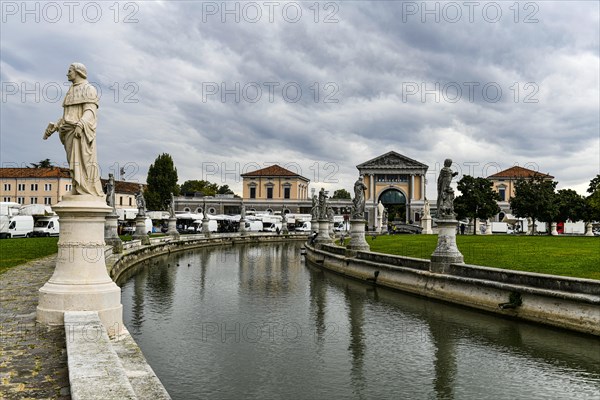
421;174;426;200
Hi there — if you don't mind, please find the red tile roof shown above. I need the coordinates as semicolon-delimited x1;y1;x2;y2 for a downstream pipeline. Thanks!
488;166;554;179
241;164;309;181
0;167;71;179
100;179;145;195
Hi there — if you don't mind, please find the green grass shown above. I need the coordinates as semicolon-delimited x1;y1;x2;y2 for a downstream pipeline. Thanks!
365;235;600;280
0;237;59;274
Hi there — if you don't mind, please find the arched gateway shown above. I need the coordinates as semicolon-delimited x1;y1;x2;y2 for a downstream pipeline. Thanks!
356;151;429;230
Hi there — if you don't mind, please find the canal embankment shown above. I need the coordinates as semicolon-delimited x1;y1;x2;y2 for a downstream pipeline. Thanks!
305;243;600;336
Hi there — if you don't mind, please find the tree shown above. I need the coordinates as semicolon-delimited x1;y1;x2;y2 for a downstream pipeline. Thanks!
586;175;600;222
217;185;234;195
29;158;53;168
145;153;179;210
332;189;351;199
555;189;587;223
509;176;558;234
454;175;500;234
180;180;219;196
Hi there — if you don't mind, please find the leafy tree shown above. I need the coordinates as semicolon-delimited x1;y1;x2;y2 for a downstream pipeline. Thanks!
29;158;53;168
180;180;219;196
510;176;558;234
332;189;351;199
217;184;234;195
145;153;179;210
555;189;587;223
586;175;600;221
454;176;500;234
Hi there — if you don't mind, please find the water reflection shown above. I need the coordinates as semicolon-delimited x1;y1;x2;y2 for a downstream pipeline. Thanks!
121;243;600;400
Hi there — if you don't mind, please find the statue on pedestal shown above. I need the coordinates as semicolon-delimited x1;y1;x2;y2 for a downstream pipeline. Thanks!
105;173;116;209
311;194;319;220
436;159;458;219
240;203;246;219
318;188;328;220
168;192;176;218
352;175;367;219
44;63;103;197
136;184;146;217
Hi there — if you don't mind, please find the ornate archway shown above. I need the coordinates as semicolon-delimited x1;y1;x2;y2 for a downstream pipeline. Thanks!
378;189;407;223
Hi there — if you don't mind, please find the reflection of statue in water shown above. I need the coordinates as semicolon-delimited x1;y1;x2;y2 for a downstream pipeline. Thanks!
136;185;146;217
43;63;103;196
318;188;328;220
311;195;319;220
437;159;458;219
168;192;176;218
105;173;115;208
352;175;367;219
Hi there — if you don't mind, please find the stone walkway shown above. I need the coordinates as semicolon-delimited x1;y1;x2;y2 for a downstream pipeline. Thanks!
0;256;70;399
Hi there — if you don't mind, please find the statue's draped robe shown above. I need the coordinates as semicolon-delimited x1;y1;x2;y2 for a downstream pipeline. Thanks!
57;81;103;196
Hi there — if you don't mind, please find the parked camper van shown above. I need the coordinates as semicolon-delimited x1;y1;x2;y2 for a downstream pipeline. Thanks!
33;216;60;237
0;215;34;238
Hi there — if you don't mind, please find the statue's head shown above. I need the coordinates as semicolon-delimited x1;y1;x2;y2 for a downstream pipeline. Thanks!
444;159;452;167
108;173;113;179
67;63;87;81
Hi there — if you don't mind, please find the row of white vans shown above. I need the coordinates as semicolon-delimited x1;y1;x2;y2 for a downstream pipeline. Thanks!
0;215;59;239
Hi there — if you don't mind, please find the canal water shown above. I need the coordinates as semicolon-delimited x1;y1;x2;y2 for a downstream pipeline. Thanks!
120;242;600;400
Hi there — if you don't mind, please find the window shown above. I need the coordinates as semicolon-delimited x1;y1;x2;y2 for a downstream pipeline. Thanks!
31;183;38;191
209;207;216;214
30;197;38;204
44;183;52;191
3;184;10;191
17;197;24;204
498;187;506;202
65;184;72;192
18;183;25;191
128;198;132;206
119;196;123;206
44;197;52;205
266;187;273;199
250;187;256;199
3;197;11;202
284;187;290;199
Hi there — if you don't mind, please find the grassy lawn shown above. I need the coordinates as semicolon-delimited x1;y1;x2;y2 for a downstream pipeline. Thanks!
365;235;600;280
0;237;59;275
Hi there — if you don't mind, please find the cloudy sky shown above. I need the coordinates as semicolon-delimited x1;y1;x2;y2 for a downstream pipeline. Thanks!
1;1;598;198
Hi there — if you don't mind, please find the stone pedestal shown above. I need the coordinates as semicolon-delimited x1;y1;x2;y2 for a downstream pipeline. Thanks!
551;222;559;236
132;215;150;245
167;217;180;240
421;216;433;234
584;222;594;237
239;218;247;235
104;213;123;253
315;219;333;244
37;195;123;334
311;219;317;233
485;219;493;235
347;219;370;251
430;219;464;274
202;218;210;237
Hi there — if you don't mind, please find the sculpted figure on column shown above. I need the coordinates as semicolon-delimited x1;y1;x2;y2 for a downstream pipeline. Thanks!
136;185;147;217
436;159;458;219
168;192;176;218
352;175;367;219
105;173;116;209
44;63;103;196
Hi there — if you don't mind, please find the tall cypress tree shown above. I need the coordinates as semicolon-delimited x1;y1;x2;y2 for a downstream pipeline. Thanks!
145;153;180;211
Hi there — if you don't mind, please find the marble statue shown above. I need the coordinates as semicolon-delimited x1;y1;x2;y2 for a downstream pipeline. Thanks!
168;192;176;218
44;63;103;196
311;195;319;220
436;159;458;219
318;188;328;220
424;198;430;217
240;203;246;219
135;184;146;217
377;200;384;218
105;173;115;209
352;175;367;219
327;206;334;222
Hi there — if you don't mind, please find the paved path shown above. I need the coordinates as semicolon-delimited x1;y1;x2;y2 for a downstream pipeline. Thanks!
0;256;70;399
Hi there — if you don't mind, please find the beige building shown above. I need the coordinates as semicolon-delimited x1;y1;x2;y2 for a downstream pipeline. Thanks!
487;165;554;220
0;167;72;206
241;164;310;201
356;151;429;228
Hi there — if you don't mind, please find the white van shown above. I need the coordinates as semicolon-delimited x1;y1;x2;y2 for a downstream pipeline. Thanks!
33;216;60;237
0;215;34;238
245;220;263;232
295;221;311;232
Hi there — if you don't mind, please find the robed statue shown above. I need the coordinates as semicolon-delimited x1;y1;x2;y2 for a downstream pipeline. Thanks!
44;63;103;196
311;194;319;220
168;192;176;218
318;188;329;220
436;159;458;219
136;184;146;217
105;173;116;209
352;175;367;219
